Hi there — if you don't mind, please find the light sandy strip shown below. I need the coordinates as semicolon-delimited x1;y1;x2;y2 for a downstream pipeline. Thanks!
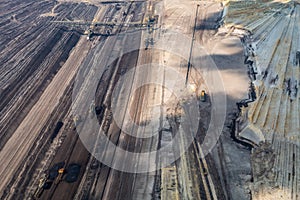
0;37;91;196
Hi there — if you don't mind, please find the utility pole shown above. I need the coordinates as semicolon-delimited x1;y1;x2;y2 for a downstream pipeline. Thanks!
186;4;199;86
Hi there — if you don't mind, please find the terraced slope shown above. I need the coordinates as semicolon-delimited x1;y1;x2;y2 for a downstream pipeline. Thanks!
0;0;97;197
225;1;300;199
0;0;97;150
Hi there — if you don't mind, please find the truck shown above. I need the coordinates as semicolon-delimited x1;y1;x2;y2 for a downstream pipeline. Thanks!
54;168;65;184
200;90;206;102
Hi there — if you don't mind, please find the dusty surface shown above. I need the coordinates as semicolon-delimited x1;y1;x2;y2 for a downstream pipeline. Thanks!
73;0;224;199
0;0;259;200
209;35;252;199
197;2;252;199
0;0;97;198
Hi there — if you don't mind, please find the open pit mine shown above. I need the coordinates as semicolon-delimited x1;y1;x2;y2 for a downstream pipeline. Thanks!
0;0;299;199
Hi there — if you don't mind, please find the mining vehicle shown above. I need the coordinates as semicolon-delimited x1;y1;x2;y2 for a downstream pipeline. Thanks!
200;90;206;102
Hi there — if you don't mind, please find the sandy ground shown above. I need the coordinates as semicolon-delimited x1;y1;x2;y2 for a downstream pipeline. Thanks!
200;2;252;199
0;37;92;197
208;36;252;200
0;1;255;199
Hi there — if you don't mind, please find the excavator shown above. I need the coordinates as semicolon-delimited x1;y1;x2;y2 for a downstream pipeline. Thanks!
52;0;159;49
